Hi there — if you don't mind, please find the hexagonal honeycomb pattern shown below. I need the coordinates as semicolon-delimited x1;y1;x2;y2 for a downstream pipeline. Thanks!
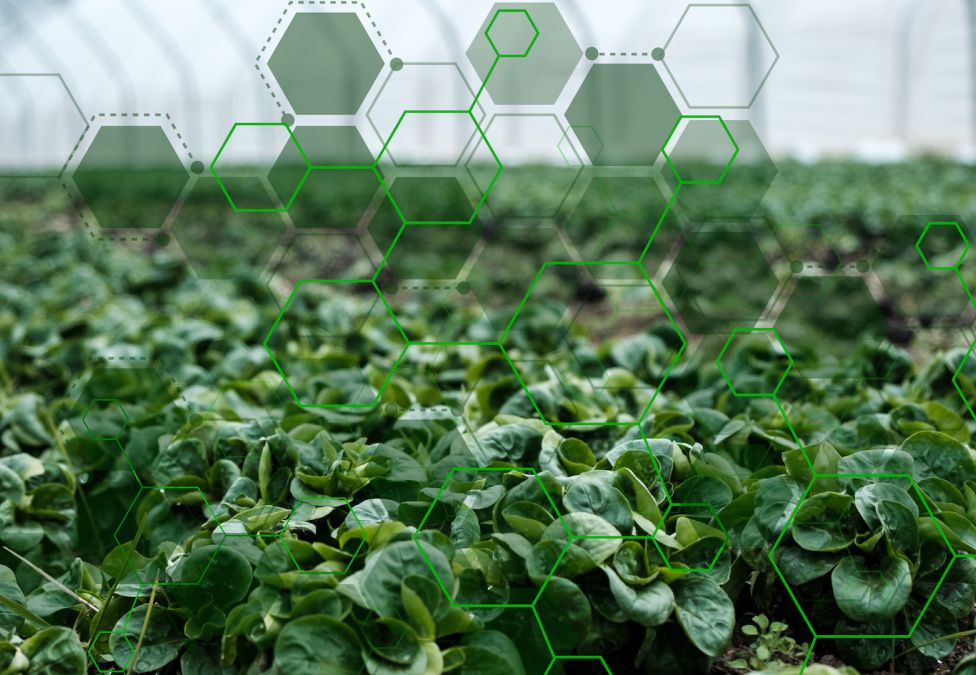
716;327;794;398
663;116;738;185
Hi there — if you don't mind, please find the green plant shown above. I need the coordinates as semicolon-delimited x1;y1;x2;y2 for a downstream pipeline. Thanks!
728;614;807;671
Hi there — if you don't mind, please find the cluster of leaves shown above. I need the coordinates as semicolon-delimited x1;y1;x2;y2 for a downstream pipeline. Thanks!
2;178;976;674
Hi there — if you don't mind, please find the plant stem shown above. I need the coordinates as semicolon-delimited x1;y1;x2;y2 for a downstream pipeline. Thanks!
892;627;976;659
126;572;160;675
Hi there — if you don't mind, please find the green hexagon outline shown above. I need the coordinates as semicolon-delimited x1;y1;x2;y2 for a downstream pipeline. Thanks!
81;398;129;441
661;115;739;185
650;501;729;573
263;278;409;409
716;327;794;398
86;629;134;674
210;121;312;213
278;495;367;575
499;260;686;428
952;337;976;423
915;221;970;271
485;8;540;59
413;465;572;609
767;473;955;641
112;485;227;587
373;109;502;225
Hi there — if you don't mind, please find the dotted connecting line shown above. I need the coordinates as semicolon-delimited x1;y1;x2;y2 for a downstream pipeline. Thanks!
256;1;393;111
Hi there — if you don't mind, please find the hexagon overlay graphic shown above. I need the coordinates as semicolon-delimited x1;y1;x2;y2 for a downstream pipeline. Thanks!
671;119;777;222
561;173;672;262
0;74;87;177
661;3;779;108
662;224;780;335
769;474;953;640
467;113;583;219
467;2;582;105
916;221;970;271
211;122;310;212
267;11;383;115
73;125;188;229
264;279;407;408
502;262;685;426
270;125;380;229
716;327;794;398
170;177;288;279
278;497;367;575
567;64;680;167
376;110;500;224
81;398;129;441
663;116;738;185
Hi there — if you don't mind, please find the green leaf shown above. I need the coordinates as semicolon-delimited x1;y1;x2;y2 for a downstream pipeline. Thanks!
672;576;734;657
901;431;976;483
273;614;362;674
831;555;911;621
20;626;85;675
604;566;673;626
111;605;186;673
791;492;856;552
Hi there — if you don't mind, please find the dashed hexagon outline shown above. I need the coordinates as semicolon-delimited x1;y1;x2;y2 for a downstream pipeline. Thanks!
767;473;956;644
500;260;687;428
660;3;780;110
716;326;794;398
263;278;409;409
278;496;367;575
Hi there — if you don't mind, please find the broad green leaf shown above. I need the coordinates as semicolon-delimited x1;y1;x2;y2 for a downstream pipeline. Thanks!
111;605;186;673
604;567;673;626
273;614;362;674
831;555;911;621
672;576;734;657
791;492;856;552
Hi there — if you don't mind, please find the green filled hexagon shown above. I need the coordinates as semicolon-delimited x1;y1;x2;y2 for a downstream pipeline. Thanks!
768;474;954;641
467;2;582;105
264;279;407;409
267;11;383;115
73;125;188;229
502;262;685;426
663;116;738;185
87;629;133;674
278;496;367;575
81;398;128;441
566;64;680;166
716;327;793;398
113;485;225;587
414;466;571;608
